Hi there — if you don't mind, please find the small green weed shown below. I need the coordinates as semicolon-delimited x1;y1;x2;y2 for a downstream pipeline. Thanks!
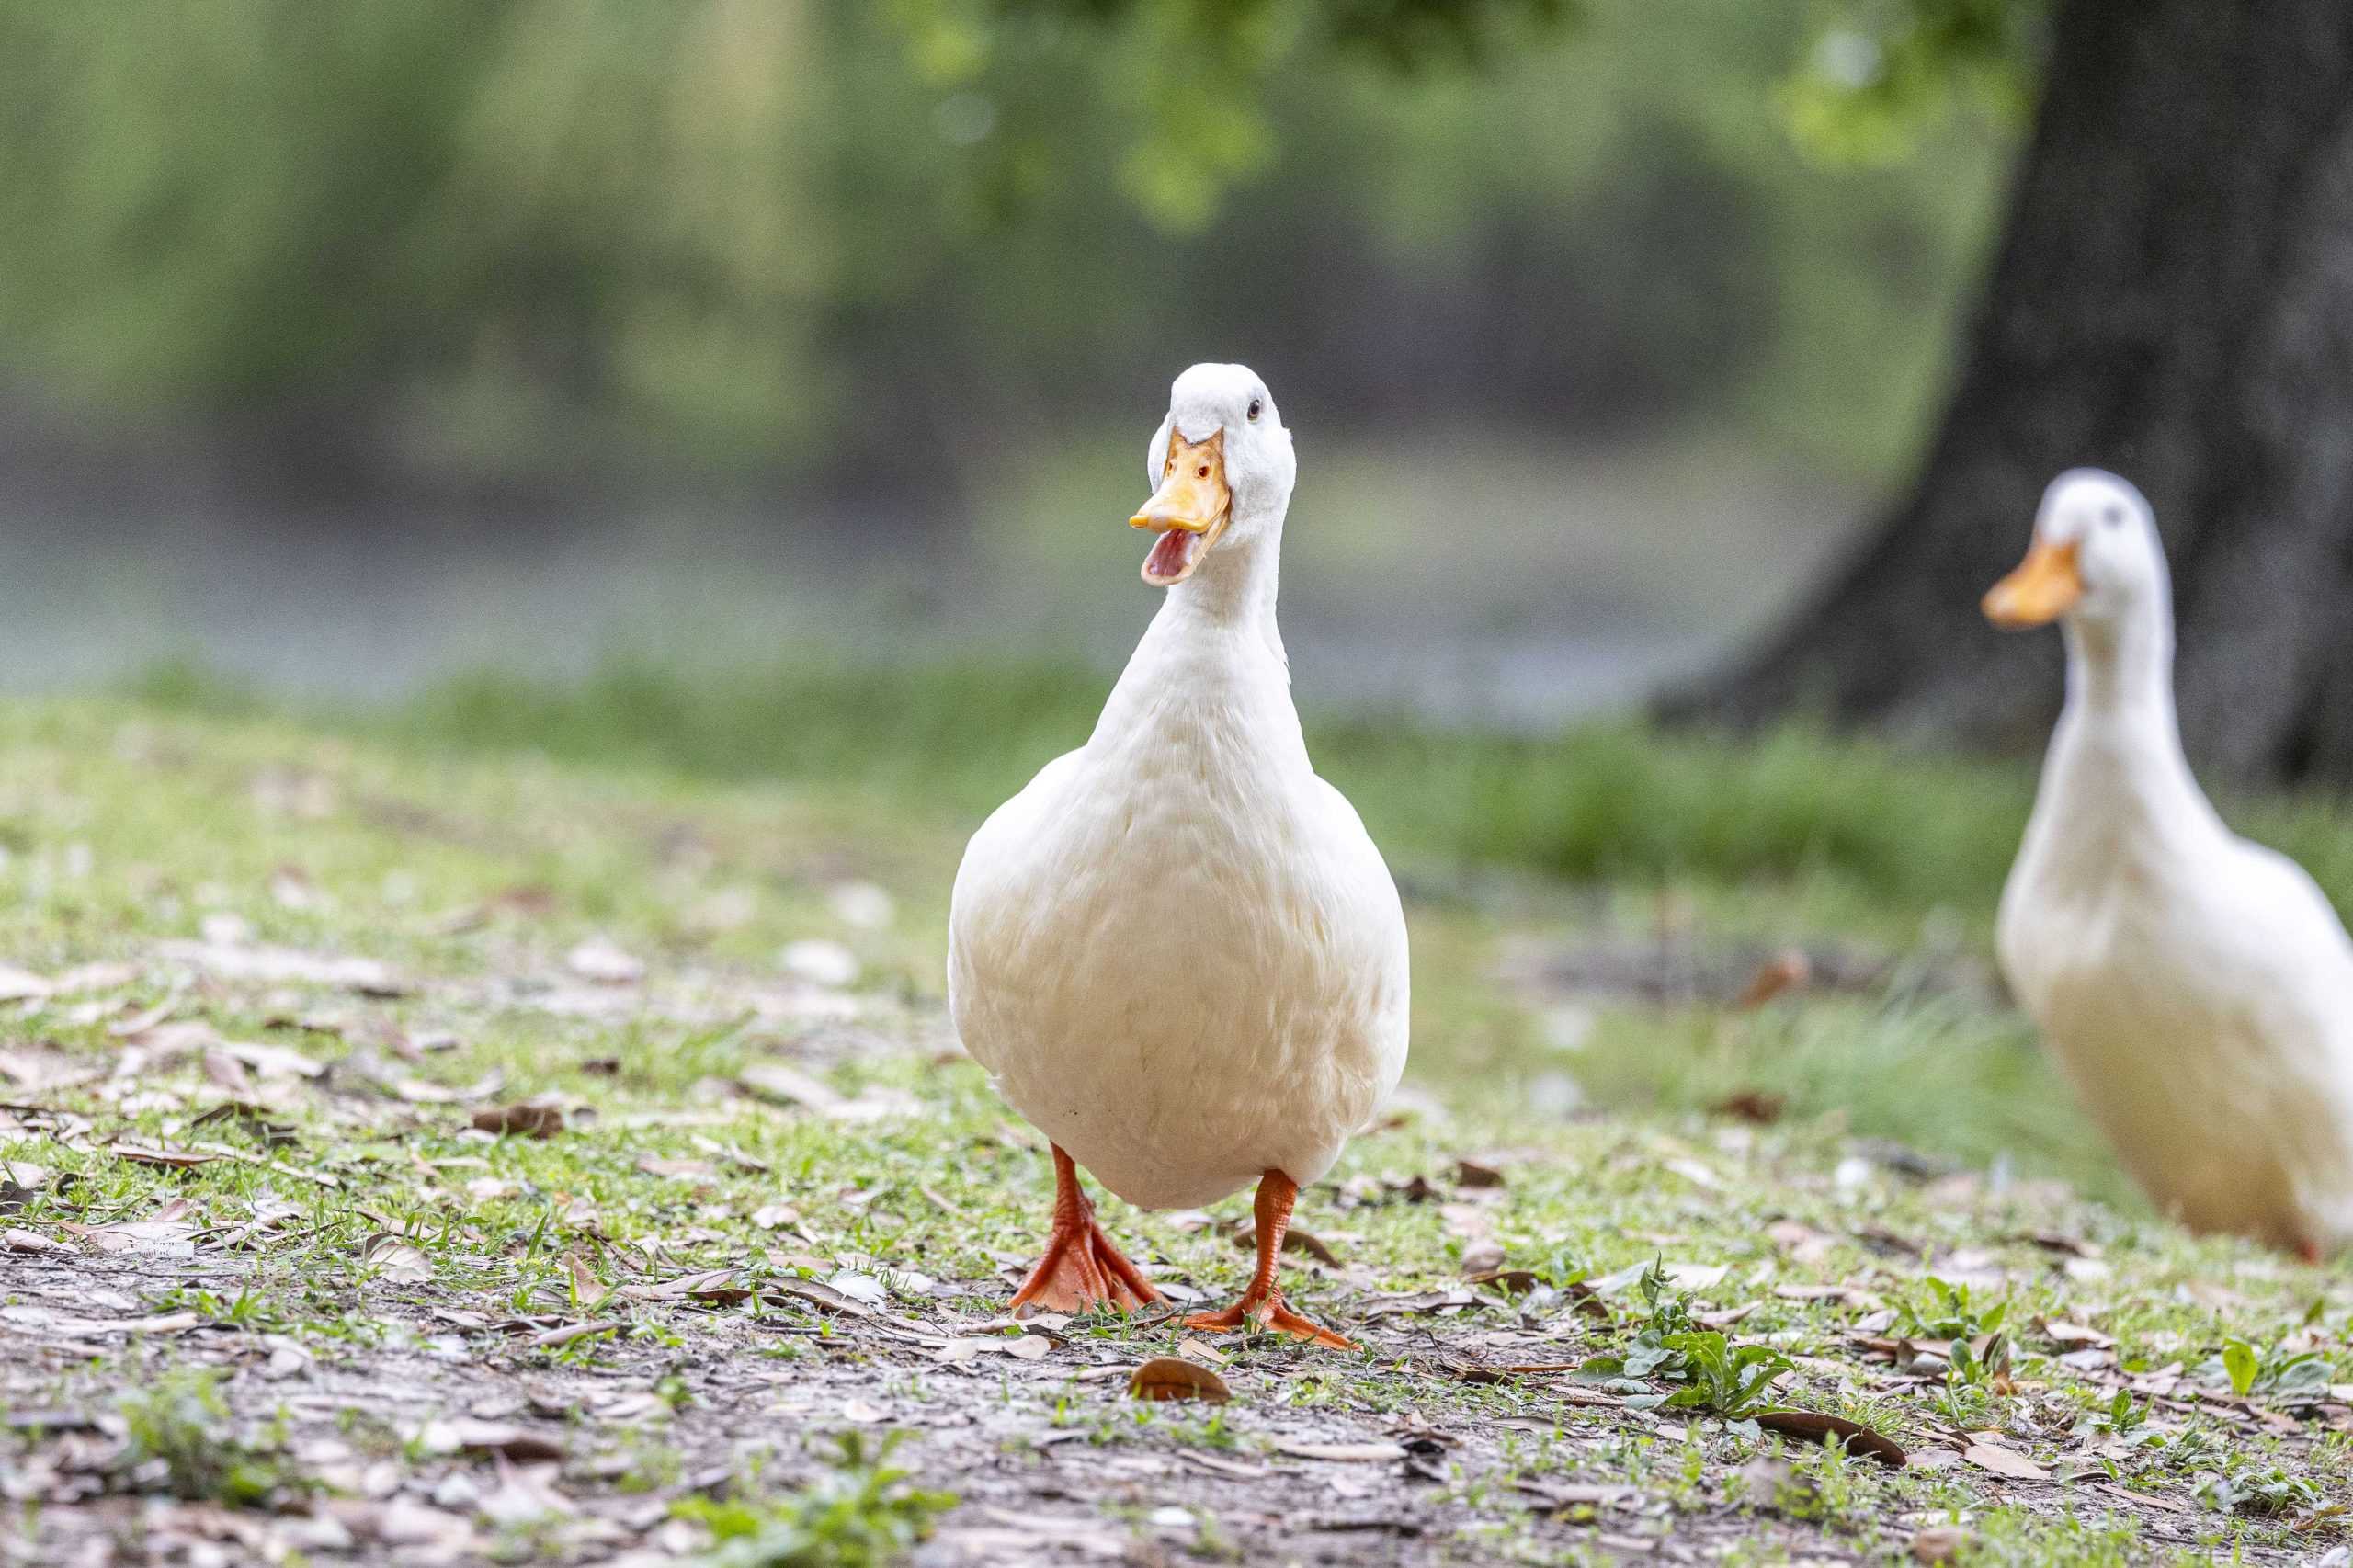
116;1370;302;1507
2208;1336;2331;1400
676;1432;955;1567
1582;1262;1794;1417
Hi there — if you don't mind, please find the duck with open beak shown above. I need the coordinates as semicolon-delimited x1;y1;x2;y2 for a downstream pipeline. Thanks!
1132;427;1232;586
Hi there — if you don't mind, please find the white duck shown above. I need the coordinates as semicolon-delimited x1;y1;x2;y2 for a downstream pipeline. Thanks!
948;363;1409;1346
1986;468;2353;1257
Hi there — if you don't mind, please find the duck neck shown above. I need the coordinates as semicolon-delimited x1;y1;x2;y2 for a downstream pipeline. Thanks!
1157;511;1285;658
2040;602;2222;856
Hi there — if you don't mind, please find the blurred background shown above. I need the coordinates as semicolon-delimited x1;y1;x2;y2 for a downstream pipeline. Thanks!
0;0;2015;722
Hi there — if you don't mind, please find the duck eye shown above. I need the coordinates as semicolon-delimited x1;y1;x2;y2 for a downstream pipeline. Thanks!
1247;398;1263;422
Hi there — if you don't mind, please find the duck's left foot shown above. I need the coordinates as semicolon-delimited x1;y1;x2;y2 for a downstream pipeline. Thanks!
1180;1168;1358;1351
1183;1290;1358;1351
2297;1236;2325;1265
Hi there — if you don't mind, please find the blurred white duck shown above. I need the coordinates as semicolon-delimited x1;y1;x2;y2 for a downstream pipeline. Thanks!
1987;469;2353;1257
949;363;1409;1346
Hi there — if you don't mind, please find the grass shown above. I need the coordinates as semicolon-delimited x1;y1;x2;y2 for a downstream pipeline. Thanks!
3;678;2351;1562
132;651;2353;934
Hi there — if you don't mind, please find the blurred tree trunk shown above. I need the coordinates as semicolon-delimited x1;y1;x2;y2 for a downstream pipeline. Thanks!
1676;0;2353;781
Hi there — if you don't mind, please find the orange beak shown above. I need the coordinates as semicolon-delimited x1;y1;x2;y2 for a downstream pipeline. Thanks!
1984;538;2084;629
1131;428;1232;587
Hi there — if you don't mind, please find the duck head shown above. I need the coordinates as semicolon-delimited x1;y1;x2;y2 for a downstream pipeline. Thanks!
1131;363;1296;588
1984;468;2168;632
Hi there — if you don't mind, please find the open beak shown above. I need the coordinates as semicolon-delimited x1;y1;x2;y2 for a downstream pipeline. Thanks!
1984;538;2083;629
1131;428;1231;587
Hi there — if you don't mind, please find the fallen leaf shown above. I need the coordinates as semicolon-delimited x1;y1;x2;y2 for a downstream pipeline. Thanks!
49;1311;203;1337
529;1320;619;1349
738;1062;843;1111
61;1219;198;1256
840;1398;885;1424
2039;1318;2116;1350
825;1270;889;1308
3;1228;60;1253
202;1049;254;1092
562;1252;609;1309
1452;1158;1506;1189
1276;1441;1408;1462
1733;949;1811;1007
472;1104;563;1139
363;1233;434;1284
155;938;405;995
108;1142;219;1169
218;1040;325;1078
1753;1409;1905;1468
751;1202;801;1230
1912;1527;1969;1563
1711;1090;1787;1125
1130;1358;1232;1403
1961;1442;2050;1482
0;964;51;1001
394;1071;505;1105
426;1419;567;1463
633;1157;715;1181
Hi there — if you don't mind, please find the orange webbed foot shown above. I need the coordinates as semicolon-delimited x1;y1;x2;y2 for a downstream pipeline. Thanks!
1178;1168;1358;1351
1182;1292;1357;1351
1009;1145;1165;1316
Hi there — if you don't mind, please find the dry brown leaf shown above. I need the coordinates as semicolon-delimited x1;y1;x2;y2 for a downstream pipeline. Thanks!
472;1104;564;1139
1276;1440;1407;1462
108;1142;218;1169
219;1040;325;1078
202;1049;254;1092
1129;1357;1232;1404
1711;1089;1788;1125
1753;1409;1905;1468
49;1311;203;1337
1912;1526;1968;1563
2039;1318;2116;1349
529;1320;619;1349
432;1419;567;1463
1452;1158;1506;1189
1961;1442;2050;1482
1733;949;1811;1007
61;1219;198;1256
362;1233;433;1284
3;1228;60;1253
563;1252;610;1309
737;1062;843;1111
395;1071;505;1105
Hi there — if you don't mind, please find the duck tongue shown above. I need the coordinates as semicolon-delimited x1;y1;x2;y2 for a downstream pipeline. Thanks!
1143;528;1198;585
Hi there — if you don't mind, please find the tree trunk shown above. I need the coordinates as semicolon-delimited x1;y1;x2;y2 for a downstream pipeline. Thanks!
1673;0;2353;782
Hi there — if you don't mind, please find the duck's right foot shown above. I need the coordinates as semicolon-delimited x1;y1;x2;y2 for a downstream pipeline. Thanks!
1010;1144;1165;1314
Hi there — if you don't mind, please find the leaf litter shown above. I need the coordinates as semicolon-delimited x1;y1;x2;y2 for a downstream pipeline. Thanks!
2;712;2348;1565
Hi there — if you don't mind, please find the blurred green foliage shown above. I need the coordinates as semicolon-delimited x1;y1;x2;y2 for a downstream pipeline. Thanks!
0;0;2034;482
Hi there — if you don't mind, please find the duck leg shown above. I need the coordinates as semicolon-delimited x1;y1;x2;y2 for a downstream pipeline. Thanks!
1182;1170;1357;1350
1010;1145;1165;1314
